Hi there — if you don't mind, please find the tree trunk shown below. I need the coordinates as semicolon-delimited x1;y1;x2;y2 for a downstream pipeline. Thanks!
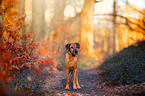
125;0;129;46
113;0;117;53
0;0;3;48
24;0;32;33
48;0;66;50
80;0;95;55
38;0;46;41
31;0;46;41
21;0;25;34
0;0;3;33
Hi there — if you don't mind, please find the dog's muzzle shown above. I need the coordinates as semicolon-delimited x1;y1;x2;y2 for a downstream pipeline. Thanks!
71;49;78;57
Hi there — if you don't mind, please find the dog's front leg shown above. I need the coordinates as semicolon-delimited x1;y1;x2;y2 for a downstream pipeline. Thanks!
65;69;69;89
73;69;77;89
76;68;81;89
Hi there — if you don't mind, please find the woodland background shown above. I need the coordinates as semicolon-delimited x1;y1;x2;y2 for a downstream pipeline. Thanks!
0;0;145;95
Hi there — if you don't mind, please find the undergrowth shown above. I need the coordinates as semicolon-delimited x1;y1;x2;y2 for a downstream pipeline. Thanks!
98;40;145;85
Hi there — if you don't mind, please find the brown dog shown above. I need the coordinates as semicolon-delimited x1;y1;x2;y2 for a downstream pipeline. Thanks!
65;43;81;90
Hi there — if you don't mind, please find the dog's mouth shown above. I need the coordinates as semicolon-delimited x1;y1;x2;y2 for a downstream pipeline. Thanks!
71;53;77;57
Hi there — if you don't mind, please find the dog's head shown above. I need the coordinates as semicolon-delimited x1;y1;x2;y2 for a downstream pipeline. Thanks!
65;43;80;57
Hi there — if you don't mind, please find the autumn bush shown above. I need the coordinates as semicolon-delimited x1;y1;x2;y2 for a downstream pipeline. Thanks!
0;26;54;95
98;40;145;85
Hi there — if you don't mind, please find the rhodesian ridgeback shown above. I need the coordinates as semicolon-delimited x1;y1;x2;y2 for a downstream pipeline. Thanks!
65;43;81;90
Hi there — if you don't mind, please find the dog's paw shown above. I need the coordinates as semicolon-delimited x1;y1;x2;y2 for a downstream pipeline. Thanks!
73;86;77;90
77;86;81;89
65;86;69;90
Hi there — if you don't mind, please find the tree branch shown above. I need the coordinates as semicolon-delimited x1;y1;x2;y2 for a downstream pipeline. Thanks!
95;0;103;3
3;4;14;13
94;13;145;35
128;4;145;15
122;0;145;15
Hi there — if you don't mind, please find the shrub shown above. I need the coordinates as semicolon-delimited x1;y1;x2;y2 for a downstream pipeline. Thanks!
0;26;54;95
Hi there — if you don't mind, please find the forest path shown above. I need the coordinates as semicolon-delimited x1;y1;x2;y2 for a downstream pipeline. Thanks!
44;69;115;96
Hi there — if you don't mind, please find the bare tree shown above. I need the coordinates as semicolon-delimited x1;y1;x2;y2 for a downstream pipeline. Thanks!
21;0;25;34
31;0;46;41
48;0;66;50
0;0;3;44
113;0;117;53
38;0;46;41
80;0;96;55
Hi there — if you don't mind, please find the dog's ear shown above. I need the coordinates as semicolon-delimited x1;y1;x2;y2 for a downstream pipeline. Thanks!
75;43;80;49
65;44;71;51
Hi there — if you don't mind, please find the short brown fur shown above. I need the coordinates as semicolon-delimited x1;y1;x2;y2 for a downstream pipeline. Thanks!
65;43;81;90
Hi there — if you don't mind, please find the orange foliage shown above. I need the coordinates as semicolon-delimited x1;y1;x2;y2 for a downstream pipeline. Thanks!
0;0;54;83
2;0;22;28
0;32;54;83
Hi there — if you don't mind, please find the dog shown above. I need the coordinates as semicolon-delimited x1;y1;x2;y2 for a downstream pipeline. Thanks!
65;43;81;90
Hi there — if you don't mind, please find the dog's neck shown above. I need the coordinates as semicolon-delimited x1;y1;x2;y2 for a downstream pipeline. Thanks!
68;52;77;61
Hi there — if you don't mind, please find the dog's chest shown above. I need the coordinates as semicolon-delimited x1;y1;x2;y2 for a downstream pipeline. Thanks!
69;56;77;61
68;56;78;69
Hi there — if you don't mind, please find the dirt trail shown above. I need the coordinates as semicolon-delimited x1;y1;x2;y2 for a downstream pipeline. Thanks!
44;69;145;96
44;69;113;96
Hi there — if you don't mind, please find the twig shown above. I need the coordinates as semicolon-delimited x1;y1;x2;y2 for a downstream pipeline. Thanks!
95;0;103;3
94;13;145;35
122;0;145;15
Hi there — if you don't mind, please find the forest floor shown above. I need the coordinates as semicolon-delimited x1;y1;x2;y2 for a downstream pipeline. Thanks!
2;41;145;96
45;69;102;96
44;68;145;96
